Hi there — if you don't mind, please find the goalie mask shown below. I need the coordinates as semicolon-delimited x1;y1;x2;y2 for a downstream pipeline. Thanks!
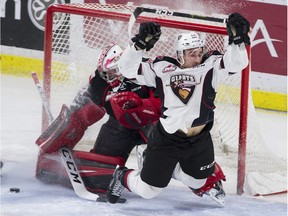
97;44;124;87
175;32;204;66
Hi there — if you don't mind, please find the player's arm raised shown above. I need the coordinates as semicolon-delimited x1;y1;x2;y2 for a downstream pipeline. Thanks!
118;22;162;87
222;13;250;72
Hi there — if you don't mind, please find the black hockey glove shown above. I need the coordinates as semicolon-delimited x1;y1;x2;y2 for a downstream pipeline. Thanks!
226;13;250;45
132;22;161;51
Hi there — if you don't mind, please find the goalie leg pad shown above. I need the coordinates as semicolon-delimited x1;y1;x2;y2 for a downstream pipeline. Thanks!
35;150;126;193
73;151;126;194
35;151;71;187
36;102;105;154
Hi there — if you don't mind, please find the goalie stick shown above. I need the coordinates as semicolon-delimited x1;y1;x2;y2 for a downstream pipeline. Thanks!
31;72;54;123
59;148;127;203
60;148;100;201
128;7;227;37
31;72;100;201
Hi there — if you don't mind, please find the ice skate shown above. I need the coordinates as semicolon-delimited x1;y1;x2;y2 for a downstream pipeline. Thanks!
106;166;128;204
191;163;226;207
203;181;225;207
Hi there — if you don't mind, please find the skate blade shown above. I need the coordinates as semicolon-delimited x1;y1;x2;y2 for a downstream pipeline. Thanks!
204;190;225;207
97;195;127;203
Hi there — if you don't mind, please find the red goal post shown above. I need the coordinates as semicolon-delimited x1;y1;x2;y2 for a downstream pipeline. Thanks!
42;3;286;197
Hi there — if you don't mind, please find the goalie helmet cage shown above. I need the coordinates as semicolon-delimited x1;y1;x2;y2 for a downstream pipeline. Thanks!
42;3;286;196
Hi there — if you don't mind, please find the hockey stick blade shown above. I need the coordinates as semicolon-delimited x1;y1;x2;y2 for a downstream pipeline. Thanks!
60;148;99;201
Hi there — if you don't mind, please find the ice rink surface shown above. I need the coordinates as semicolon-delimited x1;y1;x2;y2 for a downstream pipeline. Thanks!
1;75;287;216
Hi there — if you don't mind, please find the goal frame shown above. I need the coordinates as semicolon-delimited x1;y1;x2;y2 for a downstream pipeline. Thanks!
42;3;251;195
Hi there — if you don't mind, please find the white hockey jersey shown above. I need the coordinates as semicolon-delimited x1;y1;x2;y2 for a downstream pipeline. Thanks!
118;44;249;134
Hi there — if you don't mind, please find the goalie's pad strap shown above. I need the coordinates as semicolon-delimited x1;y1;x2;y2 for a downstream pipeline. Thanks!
74;151;126;166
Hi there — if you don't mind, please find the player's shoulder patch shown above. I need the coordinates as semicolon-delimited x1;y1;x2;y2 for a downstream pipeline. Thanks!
201;50;222;63
153;56;180;74
153;56;180;66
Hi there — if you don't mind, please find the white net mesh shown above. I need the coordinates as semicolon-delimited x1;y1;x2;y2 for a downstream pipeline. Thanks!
44;3;287;195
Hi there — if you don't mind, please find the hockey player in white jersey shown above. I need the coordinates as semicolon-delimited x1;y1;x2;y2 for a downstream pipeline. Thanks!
106;12;250;206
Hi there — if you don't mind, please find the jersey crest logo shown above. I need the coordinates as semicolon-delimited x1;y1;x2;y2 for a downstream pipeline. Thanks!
169;74;202;104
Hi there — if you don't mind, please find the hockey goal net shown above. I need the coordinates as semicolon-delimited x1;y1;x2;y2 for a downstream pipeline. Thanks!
42;3;286;196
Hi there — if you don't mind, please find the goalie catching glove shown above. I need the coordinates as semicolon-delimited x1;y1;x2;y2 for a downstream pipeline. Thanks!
132;22;161;51
226;12;250;45
110;91;161;129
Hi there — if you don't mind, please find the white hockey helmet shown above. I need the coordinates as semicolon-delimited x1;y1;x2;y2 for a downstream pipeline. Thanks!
175;32;204;65
97;43;123;87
